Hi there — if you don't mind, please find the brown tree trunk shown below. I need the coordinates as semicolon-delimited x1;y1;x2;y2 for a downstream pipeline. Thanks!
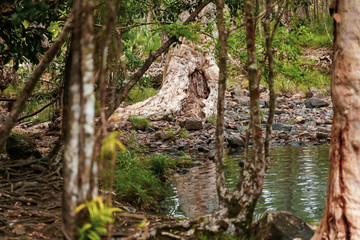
313;0;360;239
62;0;97;238
227;0;266;236
0;15;73;150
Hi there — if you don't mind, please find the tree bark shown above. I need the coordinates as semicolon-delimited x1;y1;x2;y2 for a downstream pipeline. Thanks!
62;0;97;238
214;0;229;212
313;0;360;239
105;0;212;120
229;0;266;235
0;15;73;150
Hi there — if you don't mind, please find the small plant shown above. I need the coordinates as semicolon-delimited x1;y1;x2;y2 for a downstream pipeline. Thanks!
149;154;175;178
75;197;121;240
179;128;189;138
166;128;176;139
130;116;151;130
208;115;217;125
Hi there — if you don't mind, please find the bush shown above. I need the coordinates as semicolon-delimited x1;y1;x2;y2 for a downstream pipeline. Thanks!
114;151;163;209
149;154;175;178
130;116;151;130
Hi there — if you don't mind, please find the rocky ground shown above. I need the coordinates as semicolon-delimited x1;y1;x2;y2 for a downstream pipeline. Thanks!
120;85;332;163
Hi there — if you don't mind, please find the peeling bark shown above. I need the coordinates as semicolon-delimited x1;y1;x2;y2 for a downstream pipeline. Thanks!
109;40;219;125
313;0;360;239
105;0;212;120
62;0;97;238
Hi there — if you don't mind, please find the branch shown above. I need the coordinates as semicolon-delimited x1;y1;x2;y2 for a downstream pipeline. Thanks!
0;13;74;149
17;98;57;122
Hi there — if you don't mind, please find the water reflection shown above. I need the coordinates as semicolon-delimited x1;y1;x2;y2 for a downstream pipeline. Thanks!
164;145;330;222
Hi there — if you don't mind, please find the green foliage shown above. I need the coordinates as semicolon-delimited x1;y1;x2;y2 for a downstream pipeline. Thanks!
149;154;175;178
0;0;69;68
101;132;126;160
75;197;121;240
114;151;164;208
126;87;158;103
130;116;151;130
161;23;199;41
179;128;189;138
165;127;176;139
208;115;217;125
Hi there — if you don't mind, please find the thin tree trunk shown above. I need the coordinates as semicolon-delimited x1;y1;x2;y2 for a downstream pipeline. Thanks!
214;0;229;211
264;0;283;161
228;0;266;236
62;0;97;238
313;0;360;239
0;15;73;150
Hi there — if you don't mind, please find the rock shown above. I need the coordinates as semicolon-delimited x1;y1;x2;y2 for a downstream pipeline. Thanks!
231;89;248;97
227;134;245;147
275;108;285;115
316;132;329;140
304;98;329;108
252;211;314;240
234;96;250;106
154;131;174;141
294;116;306;124
6;133;42;160
184;118;203;130
272;123;292;131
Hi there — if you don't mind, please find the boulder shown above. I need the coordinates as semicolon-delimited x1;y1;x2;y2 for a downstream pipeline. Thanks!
6;133;42;160
252;211;314;240
304;98;329;108
227;134;245;147
184;118;203;130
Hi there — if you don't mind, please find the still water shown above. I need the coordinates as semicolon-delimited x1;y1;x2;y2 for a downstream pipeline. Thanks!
162;144;330;222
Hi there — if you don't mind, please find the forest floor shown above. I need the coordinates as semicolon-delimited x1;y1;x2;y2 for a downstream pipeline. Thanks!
0;47;333;239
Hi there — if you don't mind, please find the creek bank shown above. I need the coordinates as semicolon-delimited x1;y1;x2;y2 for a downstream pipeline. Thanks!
120;86;332;162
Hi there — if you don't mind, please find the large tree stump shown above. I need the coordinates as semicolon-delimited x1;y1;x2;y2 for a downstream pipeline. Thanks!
108;39;218;126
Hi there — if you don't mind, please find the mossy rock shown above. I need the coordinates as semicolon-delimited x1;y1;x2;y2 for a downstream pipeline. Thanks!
6;132;42;160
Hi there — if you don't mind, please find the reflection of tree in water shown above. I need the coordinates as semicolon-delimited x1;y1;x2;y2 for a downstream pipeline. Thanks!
172;146;329;221
174;162;219;217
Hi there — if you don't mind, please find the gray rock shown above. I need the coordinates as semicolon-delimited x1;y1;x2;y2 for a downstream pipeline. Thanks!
227;134;245;147
275;108;285;115
6;133;42;160
184;118;203;130
231;89;248;97
252;211;314;240
304;98;330;108
272;122;292;131
234;96;250;106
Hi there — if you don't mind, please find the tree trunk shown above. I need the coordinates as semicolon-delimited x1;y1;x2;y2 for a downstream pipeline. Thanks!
313;0;360;239
214;0;229;212
62;0;97;238
108;1;217;124
229;0;266;235
105;0;212;120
